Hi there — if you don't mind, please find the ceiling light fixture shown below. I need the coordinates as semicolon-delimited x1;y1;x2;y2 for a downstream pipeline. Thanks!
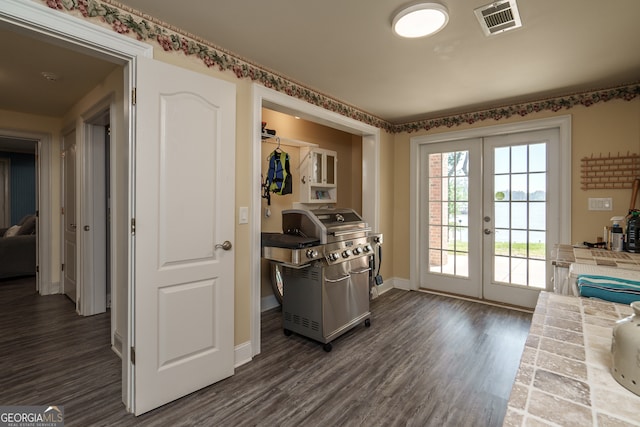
40;71;60;82
392;2;449;38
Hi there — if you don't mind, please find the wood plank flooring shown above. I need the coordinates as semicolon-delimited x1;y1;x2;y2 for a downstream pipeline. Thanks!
0;277;532;426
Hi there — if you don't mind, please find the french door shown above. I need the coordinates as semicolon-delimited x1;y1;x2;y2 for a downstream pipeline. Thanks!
419;128;560;308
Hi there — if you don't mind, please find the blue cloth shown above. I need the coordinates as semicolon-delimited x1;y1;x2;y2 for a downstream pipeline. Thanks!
577;274;640;305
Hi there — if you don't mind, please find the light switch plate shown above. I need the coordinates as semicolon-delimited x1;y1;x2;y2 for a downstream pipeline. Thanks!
239;206;249;224
588;198;612;211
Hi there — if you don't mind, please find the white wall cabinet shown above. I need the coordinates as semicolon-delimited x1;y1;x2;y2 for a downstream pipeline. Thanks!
299;147;337;203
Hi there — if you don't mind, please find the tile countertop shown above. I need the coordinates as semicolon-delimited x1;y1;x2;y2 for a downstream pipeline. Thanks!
504;291;640;427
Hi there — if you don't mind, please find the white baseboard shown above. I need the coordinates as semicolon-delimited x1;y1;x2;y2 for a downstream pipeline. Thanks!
261;294;280;312
234;341;253;368
39;280;61;295
111;335;123;360
390;277;412;291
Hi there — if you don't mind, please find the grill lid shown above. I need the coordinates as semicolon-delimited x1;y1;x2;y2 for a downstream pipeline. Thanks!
282;208;369;244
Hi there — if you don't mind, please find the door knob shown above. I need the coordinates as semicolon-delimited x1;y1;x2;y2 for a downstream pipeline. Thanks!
484;228;492;235
215;241;232;251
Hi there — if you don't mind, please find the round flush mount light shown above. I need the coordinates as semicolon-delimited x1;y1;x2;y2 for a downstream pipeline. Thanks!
40;71;60;82
392;2;449;38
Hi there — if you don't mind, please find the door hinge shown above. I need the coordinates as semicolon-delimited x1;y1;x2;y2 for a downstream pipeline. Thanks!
131;347;136;365
132;88;136;106
36;265;39;273
61;207;64;215
36;210;39;217
61;263;64;272
131;218;136;234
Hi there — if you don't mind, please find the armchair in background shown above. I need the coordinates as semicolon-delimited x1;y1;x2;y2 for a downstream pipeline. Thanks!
0;214;36;279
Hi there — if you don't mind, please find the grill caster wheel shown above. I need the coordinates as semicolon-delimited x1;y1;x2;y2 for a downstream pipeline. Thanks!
283;329;292;336
364;319;371;327
323;343;332;352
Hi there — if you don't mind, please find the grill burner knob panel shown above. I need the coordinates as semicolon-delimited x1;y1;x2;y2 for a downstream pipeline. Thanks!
342;250;352;258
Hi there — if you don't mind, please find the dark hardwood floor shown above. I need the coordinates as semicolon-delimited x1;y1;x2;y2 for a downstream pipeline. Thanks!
0;276;532;426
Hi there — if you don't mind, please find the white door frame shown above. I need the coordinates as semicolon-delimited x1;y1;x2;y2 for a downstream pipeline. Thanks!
61;126;78;305
250;84;381;357
0;0;152;412
409;116;572;292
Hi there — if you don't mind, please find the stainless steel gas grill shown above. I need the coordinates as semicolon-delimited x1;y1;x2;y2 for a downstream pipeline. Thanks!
261;208;382;352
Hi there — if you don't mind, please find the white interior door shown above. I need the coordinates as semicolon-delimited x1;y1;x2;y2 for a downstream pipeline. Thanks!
62;131;78;304
132;57;236;415
79;121;107;316
419;129;560;308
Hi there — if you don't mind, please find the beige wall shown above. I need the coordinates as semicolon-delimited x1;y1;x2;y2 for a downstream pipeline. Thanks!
391;98;640;280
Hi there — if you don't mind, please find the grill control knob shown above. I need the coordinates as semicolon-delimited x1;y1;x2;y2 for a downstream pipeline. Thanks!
342;249;352;258
306;249;319;259
353;247;362;255
363;245;372;252
328;253;339;262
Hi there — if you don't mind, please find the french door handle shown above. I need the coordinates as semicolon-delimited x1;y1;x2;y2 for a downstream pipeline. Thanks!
484;228;492;235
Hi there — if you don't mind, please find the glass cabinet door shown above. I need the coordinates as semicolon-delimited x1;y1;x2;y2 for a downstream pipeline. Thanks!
326;153;335;185
311;151;323;183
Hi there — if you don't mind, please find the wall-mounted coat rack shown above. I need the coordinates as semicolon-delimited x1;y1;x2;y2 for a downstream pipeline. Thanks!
261;134;318;148
581;152;640;190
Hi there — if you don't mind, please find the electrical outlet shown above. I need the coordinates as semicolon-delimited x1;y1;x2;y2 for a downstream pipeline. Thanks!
588;198;612;211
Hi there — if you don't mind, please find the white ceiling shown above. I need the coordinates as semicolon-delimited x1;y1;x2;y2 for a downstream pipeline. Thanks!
0;0;639;125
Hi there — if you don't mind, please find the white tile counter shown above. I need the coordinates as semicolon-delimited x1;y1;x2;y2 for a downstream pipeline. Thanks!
504;291;640;426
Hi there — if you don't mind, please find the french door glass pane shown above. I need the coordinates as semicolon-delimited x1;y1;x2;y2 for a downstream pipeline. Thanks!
427;151;469;278
492;143;547;287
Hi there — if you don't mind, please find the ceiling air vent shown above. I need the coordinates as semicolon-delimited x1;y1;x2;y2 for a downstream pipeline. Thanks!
474;0;522;36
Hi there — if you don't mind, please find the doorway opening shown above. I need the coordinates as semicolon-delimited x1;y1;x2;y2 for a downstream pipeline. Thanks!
0;136;38;281
251;84;381;357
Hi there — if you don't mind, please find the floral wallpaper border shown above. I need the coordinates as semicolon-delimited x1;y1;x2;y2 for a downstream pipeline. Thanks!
43;0;640;134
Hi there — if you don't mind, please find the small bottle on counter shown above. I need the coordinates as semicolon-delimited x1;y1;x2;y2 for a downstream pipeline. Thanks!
611;223;624;251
